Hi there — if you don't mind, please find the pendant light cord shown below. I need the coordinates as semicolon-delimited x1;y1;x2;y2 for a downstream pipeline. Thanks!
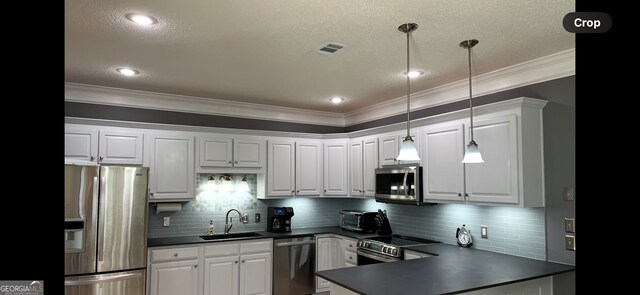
467;40;474;142
405;24;411;138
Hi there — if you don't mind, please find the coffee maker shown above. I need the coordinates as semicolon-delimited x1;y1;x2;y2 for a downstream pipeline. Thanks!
266;207;294;233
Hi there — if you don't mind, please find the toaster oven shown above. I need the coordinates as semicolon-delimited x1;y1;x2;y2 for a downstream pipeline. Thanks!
340;210;377;232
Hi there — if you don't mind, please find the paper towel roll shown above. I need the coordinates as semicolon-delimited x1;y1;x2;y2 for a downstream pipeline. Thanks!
156;203;182;214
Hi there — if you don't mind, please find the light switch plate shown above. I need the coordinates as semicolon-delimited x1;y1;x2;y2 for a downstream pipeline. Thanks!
565;235;575;251
163;217;170;227
563;187;575;201
481;225;488;238
564;218;575;233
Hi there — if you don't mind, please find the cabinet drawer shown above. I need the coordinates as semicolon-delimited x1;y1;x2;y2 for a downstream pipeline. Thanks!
343;238;357;252
344;250;357;265
204;242;239;257
240;239;272;254
151;246;199;262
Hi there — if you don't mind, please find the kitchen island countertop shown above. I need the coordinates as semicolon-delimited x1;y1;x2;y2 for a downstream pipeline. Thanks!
316;243;575;295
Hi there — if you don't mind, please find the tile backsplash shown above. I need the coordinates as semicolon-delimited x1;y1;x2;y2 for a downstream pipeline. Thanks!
148;175;545;260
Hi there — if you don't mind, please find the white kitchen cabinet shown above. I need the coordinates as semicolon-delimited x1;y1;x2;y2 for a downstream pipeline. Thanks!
315;234;356;293
266;139;322;197
149;246;200;295
342;237;358;267
65;126;99;164
423;123;466;202
204;239;272;295
198;136;264;169
98;130;143;165
422;99;546;207
378;133;419;166
148;133;195;202
349;137;378;197
323;141;349;196
65;125;144;165
464;115;519;204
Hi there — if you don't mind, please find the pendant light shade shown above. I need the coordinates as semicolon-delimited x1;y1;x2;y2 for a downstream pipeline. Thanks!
396;23;420;162
460;39;484;164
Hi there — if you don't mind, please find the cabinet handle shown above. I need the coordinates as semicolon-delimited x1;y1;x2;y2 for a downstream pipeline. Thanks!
90;156;95;160
297;190;300;193
194;265;198;268
324;189;327;193
242;260;245;263
235;161;238;164
173;253;178;257
228;161;232;164
464;193;469;197
99;156;104;161
235;261;238;264
349;244;353;248
458;193;462;197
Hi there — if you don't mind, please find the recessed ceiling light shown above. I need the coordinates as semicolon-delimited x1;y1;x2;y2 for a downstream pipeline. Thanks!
405;71;424;78
116;68;139;76
329;97;344;104
126;13;158;25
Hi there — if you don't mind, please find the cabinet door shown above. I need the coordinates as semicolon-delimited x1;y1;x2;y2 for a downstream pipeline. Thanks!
149;260;199;295
465;115;519;204
204;256;239;295
234;139;264;168
65;126;98;164
98;130;143;165
149;134;195;201
378;135;398;166
324;142;348;195
267;140;295;196
239;252;271;295
349;140;364;196
295;141;322;196
362;138;379;197
199;136;233;167
423;123;465;202
315;237;333;291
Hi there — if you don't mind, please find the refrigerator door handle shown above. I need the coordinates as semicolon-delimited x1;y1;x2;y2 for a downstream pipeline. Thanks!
64;270;144;285
98;176;107;262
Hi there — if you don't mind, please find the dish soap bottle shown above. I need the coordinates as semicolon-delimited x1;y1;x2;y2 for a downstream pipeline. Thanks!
208;220;215;235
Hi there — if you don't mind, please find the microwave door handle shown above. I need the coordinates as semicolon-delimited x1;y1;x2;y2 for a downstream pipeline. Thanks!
403;171;409;197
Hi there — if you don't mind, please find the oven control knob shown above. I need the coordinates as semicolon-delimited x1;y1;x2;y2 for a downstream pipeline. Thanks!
357;241;362;247
392;249;398;255
381;246;387;253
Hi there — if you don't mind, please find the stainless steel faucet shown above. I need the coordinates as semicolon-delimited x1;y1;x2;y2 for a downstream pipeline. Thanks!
224;208;245;234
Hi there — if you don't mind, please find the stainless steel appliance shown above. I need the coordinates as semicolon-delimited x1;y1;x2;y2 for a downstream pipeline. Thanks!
266;206;294;233
356;234;439;265
375;164;423;205
339;210;377;232
273;236;316;295
64;165;149;295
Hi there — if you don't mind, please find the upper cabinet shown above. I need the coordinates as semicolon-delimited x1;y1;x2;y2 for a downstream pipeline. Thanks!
378;132;419;166
65;125;143;165
264;139;322;197
148;133;195;202
422;98;546;207
349;137;378;197
197;136;265;170
323;140;349;196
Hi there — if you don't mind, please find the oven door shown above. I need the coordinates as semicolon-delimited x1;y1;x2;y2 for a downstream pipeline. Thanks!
357;248;400;265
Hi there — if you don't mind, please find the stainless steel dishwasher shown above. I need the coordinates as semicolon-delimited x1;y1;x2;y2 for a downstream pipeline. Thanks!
273;236;316;295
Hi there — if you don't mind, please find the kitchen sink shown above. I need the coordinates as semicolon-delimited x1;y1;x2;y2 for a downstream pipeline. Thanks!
199;232;263;240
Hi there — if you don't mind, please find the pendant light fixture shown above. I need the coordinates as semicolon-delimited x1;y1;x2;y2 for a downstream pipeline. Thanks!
460;39;484;163
396;23;420;162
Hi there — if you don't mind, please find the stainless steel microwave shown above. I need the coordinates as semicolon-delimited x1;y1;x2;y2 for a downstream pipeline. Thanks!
374;165;423;206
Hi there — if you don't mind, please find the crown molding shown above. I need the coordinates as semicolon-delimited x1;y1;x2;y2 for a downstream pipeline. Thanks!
65;48;574;127
64;83;346;127
344;48;574;126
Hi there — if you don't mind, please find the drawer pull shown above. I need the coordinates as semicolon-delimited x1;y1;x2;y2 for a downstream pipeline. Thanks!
173;253;178;257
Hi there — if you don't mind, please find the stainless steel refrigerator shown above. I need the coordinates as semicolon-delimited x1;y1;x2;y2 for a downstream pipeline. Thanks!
64;165;149;295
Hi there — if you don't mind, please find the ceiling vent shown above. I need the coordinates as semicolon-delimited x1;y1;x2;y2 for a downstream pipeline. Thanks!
315;42;347;55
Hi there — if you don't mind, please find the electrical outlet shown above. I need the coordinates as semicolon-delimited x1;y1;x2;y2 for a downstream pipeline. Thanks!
563;187;575;201
481;225;488;238
255;213;261;223
564;218;575;233
565;235;575;251
163;217;170;227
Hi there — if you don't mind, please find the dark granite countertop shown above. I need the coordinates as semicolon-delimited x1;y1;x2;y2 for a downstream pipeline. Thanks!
147;226;378;247
316;243;575;295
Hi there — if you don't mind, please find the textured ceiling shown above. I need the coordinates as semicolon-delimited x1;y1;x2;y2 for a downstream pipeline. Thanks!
65;0;575;113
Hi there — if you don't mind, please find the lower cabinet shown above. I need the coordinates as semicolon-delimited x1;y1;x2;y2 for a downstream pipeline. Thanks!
148;239;272;295
315;235;357;293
